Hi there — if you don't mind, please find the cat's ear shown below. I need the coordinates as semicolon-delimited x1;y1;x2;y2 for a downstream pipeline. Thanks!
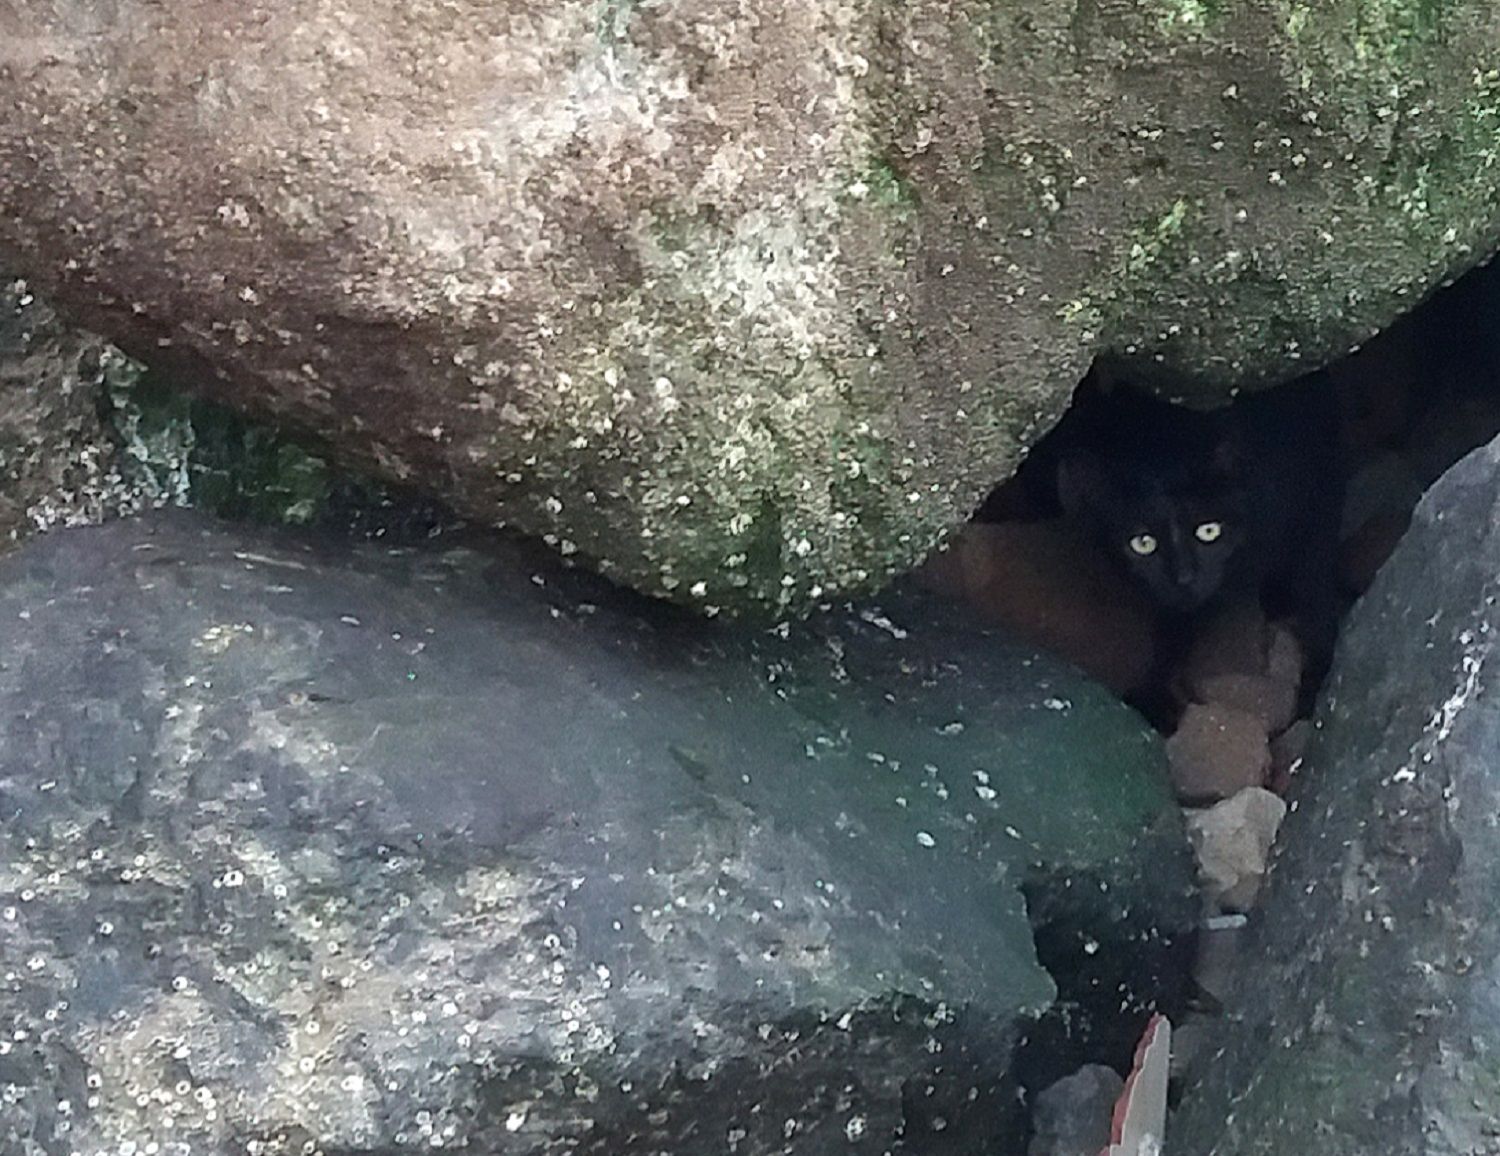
1056;453;1107;517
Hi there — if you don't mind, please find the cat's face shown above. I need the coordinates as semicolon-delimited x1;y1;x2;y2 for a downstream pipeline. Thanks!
1059;456;1247;613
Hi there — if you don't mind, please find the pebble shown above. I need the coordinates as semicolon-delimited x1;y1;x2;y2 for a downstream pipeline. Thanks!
1185;787;1288;912
1192;671;1297;734
1166;703;1272;801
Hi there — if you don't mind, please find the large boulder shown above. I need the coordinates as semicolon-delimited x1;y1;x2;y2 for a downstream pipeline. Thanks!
0;511;1193;1156
1171;434;1500;1154
3;3;1500;611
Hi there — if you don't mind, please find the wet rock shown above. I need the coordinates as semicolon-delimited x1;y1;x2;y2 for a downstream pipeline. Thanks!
918;521;1157;697
4;6;1500;612
1165;704;1271;802
1028;1065;1123;1156
1184;788;1287;912
0;511;1194;1156
1173;435;1500;1154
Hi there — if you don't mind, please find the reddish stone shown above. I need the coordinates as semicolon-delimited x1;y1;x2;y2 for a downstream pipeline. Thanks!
917;521;1158;697
1166;703;1271;802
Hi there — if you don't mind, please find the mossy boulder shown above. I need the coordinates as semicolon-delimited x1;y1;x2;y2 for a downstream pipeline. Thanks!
2;1;1499;612
0;510;1194;1154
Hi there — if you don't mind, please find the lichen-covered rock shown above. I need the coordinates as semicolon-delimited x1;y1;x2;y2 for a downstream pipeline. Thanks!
0;511;1193;1156
1172;434;1500;1154
3;2;1499;613
0;277;139;541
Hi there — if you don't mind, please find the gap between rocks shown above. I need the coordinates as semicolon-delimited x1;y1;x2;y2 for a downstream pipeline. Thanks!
922;256;1500;1152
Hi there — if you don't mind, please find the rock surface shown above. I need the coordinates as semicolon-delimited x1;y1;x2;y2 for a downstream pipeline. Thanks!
1028;1065;1123;1156
0;277;135;543
4;3;1500;612
1172;434;1500;1154
0;511;1193;1156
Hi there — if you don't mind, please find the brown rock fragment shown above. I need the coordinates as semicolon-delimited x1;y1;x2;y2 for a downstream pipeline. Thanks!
917;522;1157;696
1192;672;1297;734
1166;703;1272;801
1184;787;1288;911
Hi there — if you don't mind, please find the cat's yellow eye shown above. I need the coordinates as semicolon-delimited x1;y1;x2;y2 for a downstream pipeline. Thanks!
1195;521;1223;543
1128;533;1158;556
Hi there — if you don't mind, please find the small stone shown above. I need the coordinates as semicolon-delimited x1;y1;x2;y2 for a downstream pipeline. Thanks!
1185;787;1288;912
1028;1064;1124;1156
1192;672;1297;733
1166;703;1271;801
1192;917;1247;1006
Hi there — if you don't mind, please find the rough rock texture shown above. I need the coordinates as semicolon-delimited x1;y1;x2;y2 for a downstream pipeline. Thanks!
0;511;1193;1156
0;276;135;542
3;3;1500;613
1028;1065;1123;1156
1172;435;1500;1154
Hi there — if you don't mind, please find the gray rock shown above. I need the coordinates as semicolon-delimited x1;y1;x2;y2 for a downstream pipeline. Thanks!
1028;1064;1123;1156
1172;434;1500;1153
4;5;1500;612
0;512;1193;1155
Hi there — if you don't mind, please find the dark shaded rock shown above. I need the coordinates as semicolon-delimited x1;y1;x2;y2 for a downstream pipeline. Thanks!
1172;435;1500;1154
0;512;1193;1156
1028;1065;1122;1156
1267;718;1312;795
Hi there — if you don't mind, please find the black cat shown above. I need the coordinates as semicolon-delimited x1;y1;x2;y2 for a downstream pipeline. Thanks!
1016;369;1345;717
